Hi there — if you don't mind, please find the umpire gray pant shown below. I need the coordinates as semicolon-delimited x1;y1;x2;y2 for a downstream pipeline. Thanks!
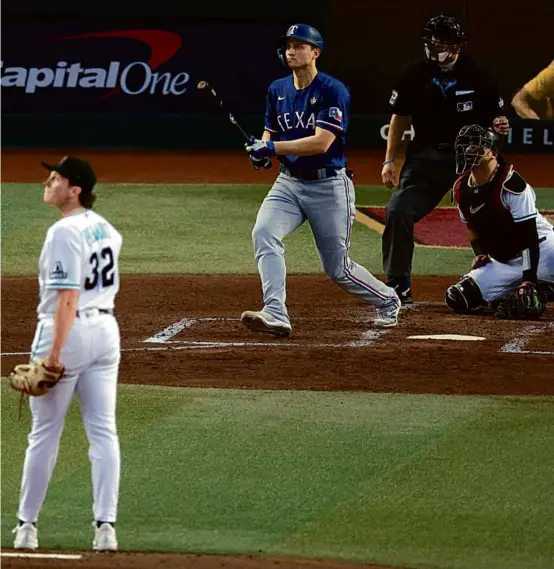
382;147;458;277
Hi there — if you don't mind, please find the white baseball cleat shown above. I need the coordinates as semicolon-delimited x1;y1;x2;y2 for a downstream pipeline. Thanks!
93;522;118;552
13;522;38;550
374;299;401;328
241;310;292;337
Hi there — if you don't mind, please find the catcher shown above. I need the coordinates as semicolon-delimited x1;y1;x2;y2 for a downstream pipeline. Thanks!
445;124;554;319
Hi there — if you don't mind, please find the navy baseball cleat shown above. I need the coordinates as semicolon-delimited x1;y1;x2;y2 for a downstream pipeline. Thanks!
386;277;413;305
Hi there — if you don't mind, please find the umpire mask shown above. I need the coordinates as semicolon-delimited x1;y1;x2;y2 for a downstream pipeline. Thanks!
455;125;498;175
422;14;467;71
423;39;462;70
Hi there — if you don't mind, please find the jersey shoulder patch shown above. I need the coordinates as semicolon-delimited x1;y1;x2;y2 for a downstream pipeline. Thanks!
502;169;527;194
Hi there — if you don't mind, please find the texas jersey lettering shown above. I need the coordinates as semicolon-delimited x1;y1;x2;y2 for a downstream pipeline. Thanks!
264;72;348;170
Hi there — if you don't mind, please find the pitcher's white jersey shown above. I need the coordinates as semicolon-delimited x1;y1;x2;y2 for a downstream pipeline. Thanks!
37;209;123;318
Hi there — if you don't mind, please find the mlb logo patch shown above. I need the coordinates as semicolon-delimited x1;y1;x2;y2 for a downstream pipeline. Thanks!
329;107;343;122
457;101;473;112
389;90;398;105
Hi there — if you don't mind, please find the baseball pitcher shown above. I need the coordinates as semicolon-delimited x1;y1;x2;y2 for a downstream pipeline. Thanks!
445;125;554;318
241;23;400;336
11;156;122;551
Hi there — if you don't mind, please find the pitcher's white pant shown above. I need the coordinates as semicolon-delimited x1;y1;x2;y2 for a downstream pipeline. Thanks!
252;170;398;324
468;234;554;302
18;311;120;523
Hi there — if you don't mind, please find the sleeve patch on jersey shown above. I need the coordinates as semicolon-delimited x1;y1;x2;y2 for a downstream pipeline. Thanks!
49;261;68;280
498;97;505;108
502;170;527;194
389;90;398;105
329;107;343;122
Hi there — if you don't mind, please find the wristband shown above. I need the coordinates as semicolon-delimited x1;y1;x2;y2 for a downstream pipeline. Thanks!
382;158;394;165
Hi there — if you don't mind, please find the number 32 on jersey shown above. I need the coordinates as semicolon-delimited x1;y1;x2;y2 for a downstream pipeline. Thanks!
85;247;115;290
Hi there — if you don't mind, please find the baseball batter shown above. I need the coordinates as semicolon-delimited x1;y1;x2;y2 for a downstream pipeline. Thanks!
242;24;400;336
445;125;554;316
12;156;122;552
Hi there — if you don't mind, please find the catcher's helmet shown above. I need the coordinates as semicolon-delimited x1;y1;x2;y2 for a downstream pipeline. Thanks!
422;14;468;43
455;124;499;175
277;24;324;66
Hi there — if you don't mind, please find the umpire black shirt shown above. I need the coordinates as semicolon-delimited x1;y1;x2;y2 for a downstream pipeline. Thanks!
389;54;505;151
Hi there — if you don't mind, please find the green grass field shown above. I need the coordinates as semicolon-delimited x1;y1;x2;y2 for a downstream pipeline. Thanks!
2;182;554;568
3;183;554;276
2;385;554;569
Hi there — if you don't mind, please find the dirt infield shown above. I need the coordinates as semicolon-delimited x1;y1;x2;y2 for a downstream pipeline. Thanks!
1;149;553;568
2;275;553;395
0;552;408;569
2;148;554;186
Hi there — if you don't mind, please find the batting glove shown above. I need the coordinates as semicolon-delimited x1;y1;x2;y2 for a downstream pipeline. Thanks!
248;155;272;170
245;138;276;159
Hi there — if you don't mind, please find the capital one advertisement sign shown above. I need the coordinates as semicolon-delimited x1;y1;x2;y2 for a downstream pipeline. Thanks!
1;22;285;114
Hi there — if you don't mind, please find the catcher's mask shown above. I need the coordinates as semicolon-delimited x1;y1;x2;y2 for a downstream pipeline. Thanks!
277;23;324;66
455;125;499;175
422;14;467;70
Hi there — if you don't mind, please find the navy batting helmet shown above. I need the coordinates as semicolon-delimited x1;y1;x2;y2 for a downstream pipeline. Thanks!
455;125;499;175
277;24;324;66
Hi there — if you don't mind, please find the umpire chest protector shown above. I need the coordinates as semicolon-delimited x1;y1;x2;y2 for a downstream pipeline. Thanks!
390;55;504;149
454;161;529;262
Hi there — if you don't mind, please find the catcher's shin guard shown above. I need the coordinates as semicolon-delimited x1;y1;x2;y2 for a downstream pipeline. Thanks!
538;281;554;302
445;276;485;313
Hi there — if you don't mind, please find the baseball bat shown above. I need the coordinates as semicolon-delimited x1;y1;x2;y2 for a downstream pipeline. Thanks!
197;80;252;143
197;80;272;169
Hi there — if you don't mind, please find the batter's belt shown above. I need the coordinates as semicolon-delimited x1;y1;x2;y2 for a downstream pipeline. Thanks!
279;164;343;181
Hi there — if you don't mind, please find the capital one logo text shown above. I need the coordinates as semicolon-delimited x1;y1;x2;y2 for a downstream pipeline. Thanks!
0;60;190;95
0;29;189;98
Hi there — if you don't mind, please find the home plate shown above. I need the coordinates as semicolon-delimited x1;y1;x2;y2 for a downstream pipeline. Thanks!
408;334;485;341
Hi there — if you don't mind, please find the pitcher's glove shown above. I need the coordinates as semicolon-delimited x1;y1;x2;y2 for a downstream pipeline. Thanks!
495;281;546;320
10;359;65;396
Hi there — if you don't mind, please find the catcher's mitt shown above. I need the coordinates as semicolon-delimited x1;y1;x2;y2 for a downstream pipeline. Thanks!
495;281;546;320
10;359;65;396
